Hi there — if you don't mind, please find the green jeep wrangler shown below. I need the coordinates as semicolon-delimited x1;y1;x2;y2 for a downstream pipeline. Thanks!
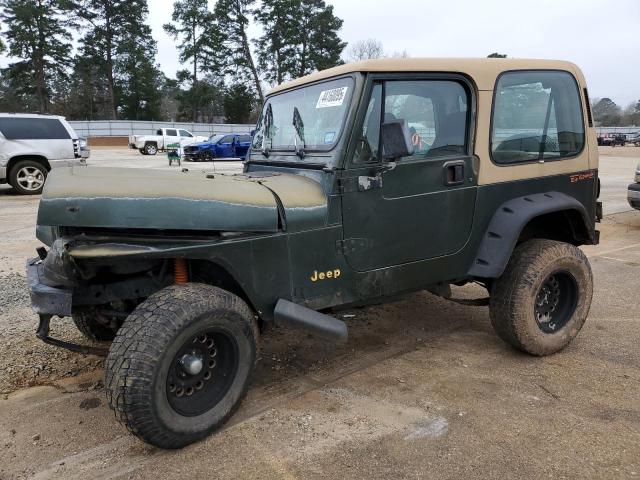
27;58;601;448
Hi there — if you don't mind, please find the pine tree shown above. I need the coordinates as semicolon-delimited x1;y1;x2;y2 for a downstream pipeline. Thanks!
163;0;222;121
223;83;255;123
75;0;161;120
254;0;345;86
253;0;298;85
294;0;345;77
116;0;163;120
213;0;264;104
0;0;75;113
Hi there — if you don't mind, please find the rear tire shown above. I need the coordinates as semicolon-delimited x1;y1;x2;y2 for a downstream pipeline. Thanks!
139;148;148;155
144;143;158;155
105;283;258;448
489;239;593;356
9;160;47;195
72;312;117;342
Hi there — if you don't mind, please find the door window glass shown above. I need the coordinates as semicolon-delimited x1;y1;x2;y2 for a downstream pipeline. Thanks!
166;129;178;136
385;80;468;158
219;135;234;143
353;83;382;163
354;80;469;163
491;71;584;163
179;129;192;137
239;135;252;143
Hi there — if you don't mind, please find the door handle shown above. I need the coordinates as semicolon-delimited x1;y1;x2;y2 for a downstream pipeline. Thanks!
444;161;465;186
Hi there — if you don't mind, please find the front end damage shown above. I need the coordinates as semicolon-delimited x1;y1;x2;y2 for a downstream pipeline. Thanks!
26;165;330;353
26;235;180;354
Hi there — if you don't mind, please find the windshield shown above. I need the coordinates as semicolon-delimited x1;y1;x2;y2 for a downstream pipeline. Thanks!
209;134;224;142
252;77;354;154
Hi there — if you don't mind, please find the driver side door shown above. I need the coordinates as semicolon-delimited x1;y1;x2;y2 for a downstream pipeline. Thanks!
341;76;478;272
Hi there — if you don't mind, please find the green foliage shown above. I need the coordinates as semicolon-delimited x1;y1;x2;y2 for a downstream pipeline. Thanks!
164;0;225;120
254;0;298;85
70;0;162;120
223;83;256;123
254;0;345;85
592;98;621;126
488;53;507;58
0;0;75;112
214;0;264;102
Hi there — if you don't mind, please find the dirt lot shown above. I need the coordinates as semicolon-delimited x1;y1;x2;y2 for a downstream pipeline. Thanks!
0;147;639;479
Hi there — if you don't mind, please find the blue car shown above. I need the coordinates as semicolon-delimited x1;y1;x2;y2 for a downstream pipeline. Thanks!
183;133;253;162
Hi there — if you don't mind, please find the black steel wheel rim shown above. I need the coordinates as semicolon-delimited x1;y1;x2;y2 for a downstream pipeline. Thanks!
166;328;239;417
534;270;578;334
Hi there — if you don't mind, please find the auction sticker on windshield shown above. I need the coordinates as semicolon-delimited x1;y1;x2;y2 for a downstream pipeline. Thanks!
316;87;348;108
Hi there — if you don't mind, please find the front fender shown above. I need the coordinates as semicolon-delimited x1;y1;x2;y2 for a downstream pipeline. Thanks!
468;191;592;279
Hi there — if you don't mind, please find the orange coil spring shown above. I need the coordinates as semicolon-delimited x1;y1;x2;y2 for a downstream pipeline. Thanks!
174;258;189;284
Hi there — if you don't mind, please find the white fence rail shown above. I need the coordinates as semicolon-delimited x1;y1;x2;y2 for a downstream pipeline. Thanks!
68;120;255;138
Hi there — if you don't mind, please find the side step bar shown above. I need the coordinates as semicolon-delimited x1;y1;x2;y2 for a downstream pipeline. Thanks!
274;299;348;343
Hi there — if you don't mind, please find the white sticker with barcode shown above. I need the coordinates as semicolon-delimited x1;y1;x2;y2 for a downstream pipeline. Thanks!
316;87;348;108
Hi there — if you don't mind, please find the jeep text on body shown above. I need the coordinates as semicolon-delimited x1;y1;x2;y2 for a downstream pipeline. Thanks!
27;58;601;448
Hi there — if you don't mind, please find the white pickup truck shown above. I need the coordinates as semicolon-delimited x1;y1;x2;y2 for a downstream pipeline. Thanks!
128;128;208;155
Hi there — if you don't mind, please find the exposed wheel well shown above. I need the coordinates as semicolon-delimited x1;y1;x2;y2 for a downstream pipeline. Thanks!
188;259;256;315
517;209;590;246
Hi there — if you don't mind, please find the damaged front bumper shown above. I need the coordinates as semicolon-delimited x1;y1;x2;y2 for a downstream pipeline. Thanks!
27;257;109;356
26;257;72;317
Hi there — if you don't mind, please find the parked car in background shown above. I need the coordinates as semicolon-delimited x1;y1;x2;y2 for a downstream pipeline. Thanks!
183;133;253;161
0;113;89;195
597;133;626;147
128;128;208;155
628;161;640;210
628;132;640;147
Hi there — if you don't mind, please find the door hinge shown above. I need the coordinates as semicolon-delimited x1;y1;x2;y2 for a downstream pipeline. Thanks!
336;238;369;255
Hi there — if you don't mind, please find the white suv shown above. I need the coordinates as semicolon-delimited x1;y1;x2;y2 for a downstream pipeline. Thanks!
0;113;89;195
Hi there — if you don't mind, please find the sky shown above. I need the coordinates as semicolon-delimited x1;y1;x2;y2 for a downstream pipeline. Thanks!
2;0;640;107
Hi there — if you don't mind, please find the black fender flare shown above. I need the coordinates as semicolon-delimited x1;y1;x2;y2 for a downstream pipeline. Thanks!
468;191;592;279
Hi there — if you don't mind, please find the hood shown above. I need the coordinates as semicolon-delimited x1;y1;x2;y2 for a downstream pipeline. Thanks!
187;140;214;149
37;167;327;233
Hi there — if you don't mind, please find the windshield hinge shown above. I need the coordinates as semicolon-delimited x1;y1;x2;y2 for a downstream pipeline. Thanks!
336;238;369;255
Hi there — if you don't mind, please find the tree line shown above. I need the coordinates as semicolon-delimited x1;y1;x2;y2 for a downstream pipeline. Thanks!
0;0;345;123
591;97;640;127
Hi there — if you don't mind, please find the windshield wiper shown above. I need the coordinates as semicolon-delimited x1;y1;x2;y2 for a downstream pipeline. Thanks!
261;103;273;158
292;106;306;159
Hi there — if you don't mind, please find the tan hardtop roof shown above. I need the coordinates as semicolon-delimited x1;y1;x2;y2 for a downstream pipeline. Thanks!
268;58;583;95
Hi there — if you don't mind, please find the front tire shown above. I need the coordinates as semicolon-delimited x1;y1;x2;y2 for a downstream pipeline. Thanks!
489;239;593;356
139;148;148;155
73;311;117;342
9;160;47;195
105;283;258;448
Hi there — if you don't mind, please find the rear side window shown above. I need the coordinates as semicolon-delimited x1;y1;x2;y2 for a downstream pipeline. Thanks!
0;117;70;140
491;71;585;164
239;135;252;143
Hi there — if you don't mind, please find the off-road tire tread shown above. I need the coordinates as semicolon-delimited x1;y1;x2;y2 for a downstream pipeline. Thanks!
72;312;116;342
104;283;258;448
490;239;593;356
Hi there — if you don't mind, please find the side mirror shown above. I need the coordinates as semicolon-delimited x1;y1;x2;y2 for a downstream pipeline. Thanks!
381;120;414;160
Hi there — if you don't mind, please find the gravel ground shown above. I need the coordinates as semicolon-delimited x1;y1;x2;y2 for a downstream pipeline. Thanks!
0;147;638;479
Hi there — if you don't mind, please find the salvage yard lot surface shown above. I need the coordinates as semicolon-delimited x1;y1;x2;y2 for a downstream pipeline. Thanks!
0;147;639;479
